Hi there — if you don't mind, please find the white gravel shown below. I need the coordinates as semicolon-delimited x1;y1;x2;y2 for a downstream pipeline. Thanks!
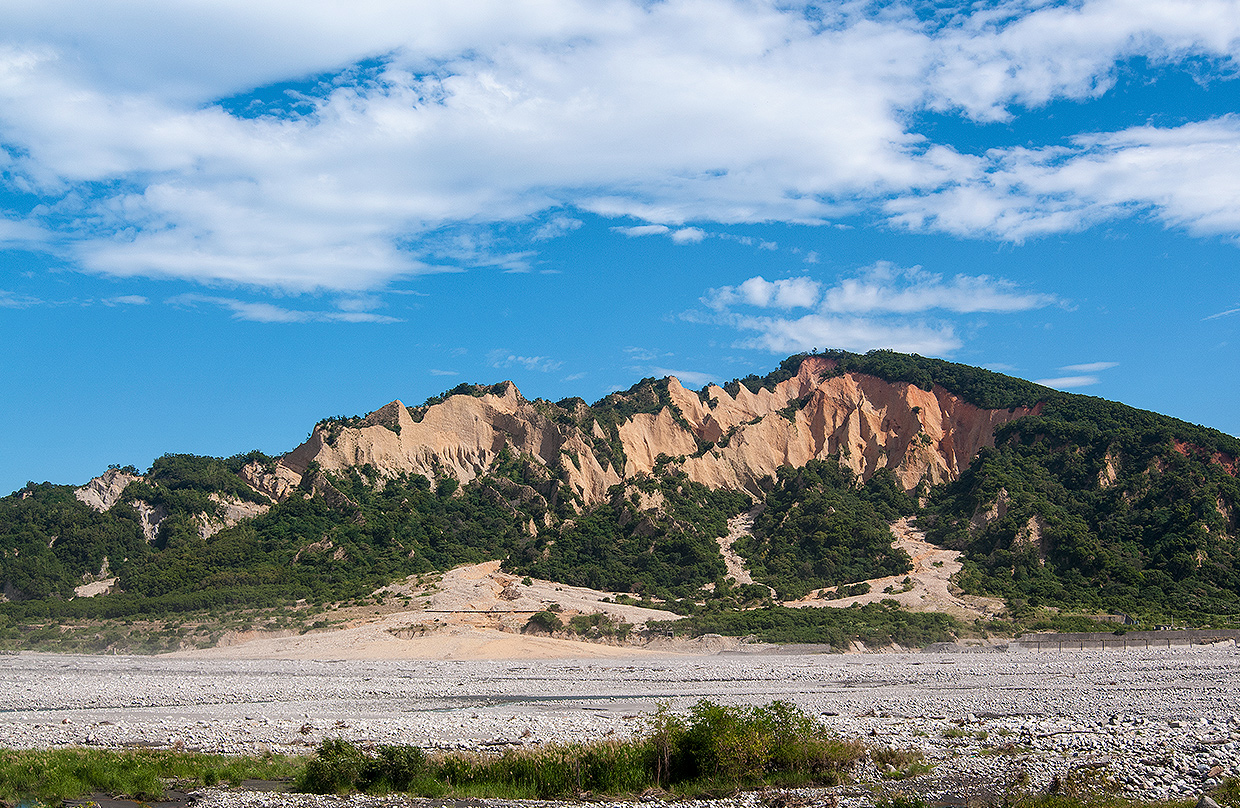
5;646;1240;805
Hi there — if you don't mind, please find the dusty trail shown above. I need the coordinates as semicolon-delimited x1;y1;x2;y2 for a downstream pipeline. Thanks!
716;506;777;596
786;517;1005;620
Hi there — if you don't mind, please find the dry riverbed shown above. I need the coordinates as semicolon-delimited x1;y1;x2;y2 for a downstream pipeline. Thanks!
4;647;1240;806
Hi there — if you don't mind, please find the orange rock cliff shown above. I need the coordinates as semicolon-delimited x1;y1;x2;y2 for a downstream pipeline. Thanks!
267;356;1038;506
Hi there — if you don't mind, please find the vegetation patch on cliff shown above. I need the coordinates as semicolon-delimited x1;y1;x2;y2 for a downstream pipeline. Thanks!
735;460;915;600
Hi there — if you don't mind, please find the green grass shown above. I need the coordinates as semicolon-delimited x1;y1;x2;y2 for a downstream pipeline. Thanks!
0;748;299;803
870;746;931;780
298;700;866;798
0;702;866;804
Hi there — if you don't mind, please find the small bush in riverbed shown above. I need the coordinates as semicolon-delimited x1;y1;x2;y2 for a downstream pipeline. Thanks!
870;746;930;779
298;739;438;795
297;700;865;798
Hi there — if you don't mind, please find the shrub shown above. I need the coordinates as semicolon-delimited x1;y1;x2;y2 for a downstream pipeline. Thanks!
297;701;864;798
524;610;563;634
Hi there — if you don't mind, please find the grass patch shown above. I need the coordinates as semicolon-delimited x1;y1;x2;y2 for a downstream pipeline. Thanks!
870;746;931;779
299;699;866;798
0;748;299;804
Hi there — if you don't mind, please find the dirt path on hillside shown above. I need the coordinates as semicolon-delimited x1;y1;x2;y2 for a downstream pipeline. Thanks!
716;507;761;584
784;516;1005;621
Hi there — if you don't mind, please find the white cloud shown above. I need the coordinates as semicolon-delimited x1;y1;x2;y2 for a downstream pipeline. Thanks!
926;0;1240;122
1060;361;1118;372
623;346;662;362
3;0;1240;290
0;215;49;247
890;117;1240;241
670;227;706;244
649;367;718;387
1206;306;1240;320
428;369;459;376
699;262;1052;357
733;313;962;356
1035;375;1101;389
822;262;1055;313
0;289;42;308
487;350;563;372
533;215;583;241
101;294;148;306
708;264;1050;316
706;276;822;311
612;225;672;238
165;293;400;323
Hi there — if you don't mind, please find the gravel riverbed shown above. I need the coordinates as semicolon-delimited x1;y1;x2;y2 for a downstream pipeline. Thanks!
5;646;1239;806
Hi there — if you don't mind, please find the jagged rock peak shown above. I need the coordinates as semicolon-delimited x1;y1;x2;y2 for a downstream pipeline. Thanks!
278;355;1038;506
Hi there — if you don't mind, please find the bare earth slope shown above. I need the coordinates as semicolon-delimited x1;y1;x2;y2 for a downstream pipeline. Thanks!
169;562;689;661
272;356;1034;505
784;517;1006;621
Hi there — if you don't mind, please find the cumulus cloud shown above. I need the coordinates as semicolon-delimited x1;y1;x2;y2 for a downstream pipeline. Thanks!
733;313;962;356
822;262;1056;313
3;0;1240;290
706;276;822;311
699;262;1053;356
670;227;707;244
925;0;1240;122
890;117;1240;241
533;215;583;241
707;263;1050;316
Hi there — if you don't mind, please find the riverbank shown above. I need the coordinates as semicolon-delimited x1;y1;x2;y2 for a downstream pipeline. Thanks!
3;647;1239;803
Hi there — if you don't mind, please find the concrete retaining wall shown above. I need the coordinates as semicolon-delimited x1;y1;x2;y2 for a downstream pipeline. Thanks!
1011;629;1240;651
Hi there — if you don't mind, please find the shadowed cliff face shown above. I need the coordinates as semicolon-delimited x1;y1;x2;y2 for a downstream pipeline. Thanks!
275;356;1037;505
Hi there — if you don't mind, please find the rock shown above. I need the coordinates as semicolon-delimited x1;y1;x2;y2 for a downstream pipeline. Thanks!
199;493;271;539
280;358;1034;507
73;468;141;512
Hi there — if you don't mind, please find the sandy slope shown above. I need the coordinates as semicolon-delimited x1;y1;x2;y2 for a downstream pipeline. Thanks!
784;516;1005;620
170;561;686;661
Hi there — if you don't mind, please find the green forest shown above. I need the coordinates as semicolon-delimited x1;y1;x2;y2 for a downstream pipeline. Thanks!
507;461;752;600
735;461;914;599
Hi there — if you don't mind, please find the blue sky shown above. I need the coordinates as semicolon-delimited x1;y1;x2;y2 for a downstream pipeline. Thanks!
3;0;1240;494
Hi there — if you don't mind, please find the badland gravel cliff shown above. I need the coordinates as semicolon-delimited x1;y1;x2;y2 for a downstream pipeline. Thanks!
273;356;1036;505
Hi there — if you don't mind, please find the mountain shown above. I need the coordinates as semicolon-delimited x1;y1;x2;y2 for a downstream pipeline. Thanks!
2;350;1238;637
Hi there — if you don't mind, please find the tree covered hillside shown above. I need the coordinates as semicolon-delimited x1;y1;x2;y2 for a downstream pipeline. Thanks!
2;350;1239;637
